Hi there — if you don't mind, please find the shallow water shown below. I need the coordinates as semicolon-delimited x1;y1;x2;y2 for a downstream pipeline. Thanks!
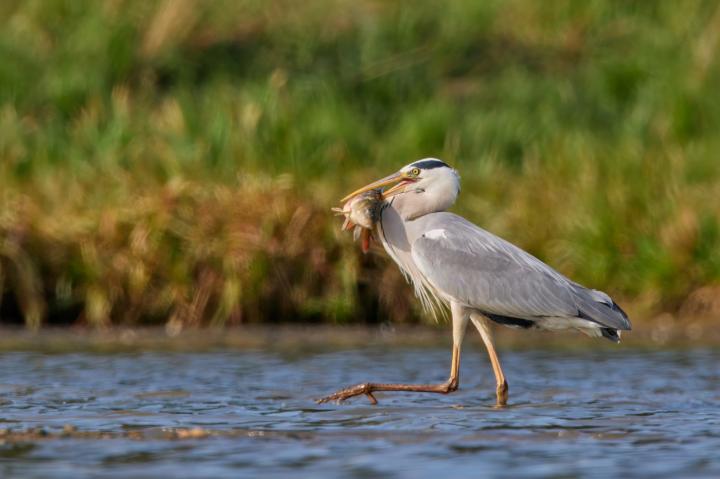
0;347;718;478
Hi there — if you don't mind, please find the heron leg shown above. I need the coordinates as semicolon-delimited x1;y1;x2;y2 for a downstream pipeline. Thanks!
316;344;461;404
317;303;469;405
471;314;508;406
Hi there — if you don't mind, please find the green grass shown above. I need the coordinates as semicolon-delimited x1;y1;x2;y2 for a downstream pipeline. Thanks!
1;0;720;327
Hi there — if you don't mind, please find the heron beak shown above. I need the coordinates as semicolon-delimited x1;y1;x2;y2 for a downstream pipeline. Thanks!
340;171;413;203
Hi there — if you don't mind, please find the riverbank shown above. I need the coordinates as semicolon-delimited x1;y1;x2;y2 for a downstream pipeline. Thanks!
0;317;717;353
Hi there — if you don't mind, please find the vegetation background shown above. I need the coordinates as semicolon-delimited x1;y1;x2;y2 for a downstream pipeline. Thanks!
1;0;719;329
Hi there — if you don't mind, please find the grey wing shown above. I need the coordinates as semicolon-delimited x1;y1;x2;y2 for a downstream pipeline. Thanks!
410;215;631;331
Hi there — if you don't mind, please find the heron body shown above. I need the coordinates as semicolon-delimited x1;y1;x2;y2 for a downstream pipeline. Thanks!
319;158;631;406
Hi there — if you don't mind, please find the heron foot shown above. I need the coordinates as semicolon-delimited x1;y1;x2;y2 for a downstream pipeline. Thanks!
316;383;378;405
495;380;509;407
316;378;458;405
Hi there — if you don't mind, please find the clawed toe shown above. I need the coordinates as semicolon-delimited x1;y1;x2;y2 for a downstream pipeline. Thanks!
316;383;376;405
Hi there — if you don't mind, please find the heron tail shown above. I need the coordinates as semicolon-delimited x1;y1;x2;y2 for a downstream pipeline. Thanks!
573;284;632;334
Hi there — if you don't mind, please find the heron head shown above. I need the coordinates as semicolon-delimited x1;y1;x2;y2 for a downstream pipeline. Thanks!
341;158;460;220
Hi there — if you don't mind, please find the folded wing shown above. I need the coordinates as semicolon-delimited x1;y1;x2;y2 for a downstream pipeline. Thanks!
410;214;631;332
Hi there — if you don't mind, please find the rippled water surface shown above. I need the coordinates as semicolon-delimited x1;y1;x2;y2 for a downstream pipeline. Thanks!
0;347;718;478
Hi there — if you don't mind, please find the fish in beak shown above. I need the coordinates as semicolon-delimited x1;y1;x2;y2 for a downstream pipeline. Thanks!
332;189;384;253
333;170;416;254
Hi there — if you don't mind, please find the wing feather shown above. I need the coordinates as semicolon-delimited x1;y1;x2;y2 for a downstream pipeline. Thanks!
409;214;630;331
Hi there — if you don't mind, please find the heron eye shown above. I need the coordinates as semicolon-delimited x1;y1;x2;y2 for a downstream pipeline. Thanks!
410;168;420;176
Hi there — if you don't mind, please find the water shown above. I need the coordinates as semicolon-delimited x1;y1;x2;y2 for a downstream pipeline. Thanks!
0;347;718;478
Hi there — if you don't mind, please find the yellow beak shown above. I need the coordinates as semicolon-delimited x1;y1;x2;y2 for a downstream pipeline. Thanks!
340;171;413;203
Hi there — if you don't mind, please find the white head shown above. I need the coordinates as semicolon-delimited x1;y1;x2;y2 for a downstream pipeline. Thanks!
341;158;461;221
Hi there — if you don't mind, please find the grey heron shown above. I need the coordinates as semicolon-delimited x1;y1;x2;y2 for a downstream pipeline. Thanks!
318;158;631;406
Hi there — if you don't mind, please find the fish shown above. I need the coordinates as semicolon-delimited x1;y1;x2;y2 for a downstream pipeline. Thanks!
332;188;384;253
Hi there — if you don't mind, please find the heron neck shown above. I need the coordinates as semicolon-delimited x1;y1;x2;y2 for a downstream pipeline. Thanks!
389;190;454;221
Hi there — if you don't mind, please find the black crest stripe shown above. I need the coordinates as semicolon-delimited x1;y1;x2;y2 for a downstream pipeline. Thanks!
411;159;448;170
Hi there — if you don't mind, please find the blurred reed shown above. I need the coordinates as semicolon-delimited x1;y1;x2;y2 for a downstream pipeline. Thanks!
0;0;719;327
